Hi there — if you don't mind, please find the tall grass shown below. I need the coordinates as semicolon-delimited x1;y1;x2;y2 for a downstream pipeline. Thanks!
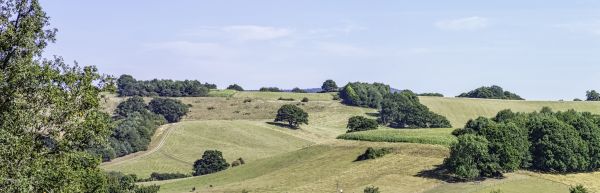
337;128;457;146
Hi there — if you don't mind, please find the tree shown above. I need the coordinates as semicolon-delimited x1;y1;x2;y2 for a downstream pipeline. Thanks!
364;185;380;193
379;91;451;128
226;84;244;91
193;150;230;176
148;98;190;123
116;75;210;97
274;104;308;128
457;85;524;100
346;116;379;133
291;87;306;93
115;96;147;117
321;79;338;92
586;90;600;101
339;82;389;108
0;1;115;192
444;134;501;180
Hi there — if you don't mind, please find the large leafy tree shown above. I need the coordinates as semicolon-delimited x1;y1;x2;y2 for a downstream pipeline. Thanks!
148;98;190;123
0;0;114;192
346;116;378;133
274;104;308;128
321;79;338;92
379;90;451;128
115;96;147;117
193;150;230;176
586;90;600;101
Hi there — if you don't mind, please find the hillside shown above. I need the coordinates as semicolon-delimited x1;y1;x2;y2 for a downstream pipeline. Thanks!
102;91;600;193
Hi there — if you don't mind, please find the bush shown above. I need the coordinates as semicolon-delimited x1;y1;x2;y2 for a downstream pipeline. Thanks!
379;90;451;128
193;150;230;176
259;87;281;92
457;85;523;100
274;104;308;128
356;147;392;161
106;171;160;193
574;98;583;101
347;116;378;133
231;160;241;167
444;134;500;180
418;93;444;97
117;74;210;97
277;97;295;101
149;172;190;181
227;84;244;91
243;98;253;103
364;185;380;193
301;97;309;102
148;98;190;123
291;87;307;93
321;79;339;92
115;96;148;117
570;185;590;193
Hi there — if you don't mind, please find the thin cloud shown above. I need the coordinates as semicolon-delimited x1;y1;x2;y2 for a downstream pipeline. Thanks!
435;16;489;31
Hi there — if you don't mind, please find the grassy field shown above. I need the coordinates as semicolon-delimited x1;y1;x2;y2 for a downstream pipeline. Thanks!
102;92;600;193
337;128;457;146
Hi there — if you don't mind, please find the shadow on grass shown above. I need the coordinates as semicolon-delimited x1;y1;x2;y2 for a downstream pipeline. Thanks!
416;165;503;183
266;122;299;130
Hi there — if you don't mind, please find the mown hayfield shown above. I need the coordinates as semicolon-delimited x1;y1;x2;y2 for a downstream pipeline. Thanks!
424;172;569;193
232;91;336;101
147;141;448;193
337;128;457;146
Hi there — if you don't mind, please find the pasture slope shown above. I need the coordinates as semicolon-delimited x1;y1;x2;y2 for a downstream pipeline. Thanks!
102;91;600;193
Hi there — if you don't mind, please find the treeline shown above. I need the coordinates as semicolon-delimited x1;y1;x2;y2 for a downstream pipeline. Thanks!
457;85;523;100
339;82;451;128
117;74;215;97
88;97;189;161
446;108;600;180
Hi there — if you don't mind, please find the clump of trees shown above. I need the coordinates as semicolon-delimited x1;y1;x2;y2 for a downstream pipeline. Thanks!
259;87;281;92
457;85;524;100
586;90;600;101
148;172;190;181
231;157;246;167
107;172;161;193
117;74;213;97
446;108;600;180
339;82;390;108
148;98;190;123
321;79;339;92
347;116;379;133
274;104;309;128
379;90;452;128
193;150;230;176
227;84;244;91
291;87;307;93
418;93;444;97
364;185;380;193
356;147;392;161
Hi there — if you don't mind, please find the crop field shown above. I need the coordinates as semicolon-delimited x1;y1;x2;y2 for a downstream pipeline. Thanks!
101;92;600;193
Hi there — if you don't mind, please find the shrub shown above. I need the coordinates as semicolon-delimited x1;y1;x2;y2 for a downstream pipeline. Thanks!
231;160;241;167
238;157;245;165
364;185;380;193
207;106;215;110
291;87;307;93
347;116;378;133
444;134;500;180
574;98;583;101
418;93;444;97
570;185;590;193
259;87;281;92
274;104;308;128
148;98;190;123
332;93;341;100
457;85;523;100
149;172;190;181
321;79;339;92
227;84;244;91
356;147;392;161
277;97;295;101
193;150;230;176
243;98;253;103
115;96;148;117
301;97;309;102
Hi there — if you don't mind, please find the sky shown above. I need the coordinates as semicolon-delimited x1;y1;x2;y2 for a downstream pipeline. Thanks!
40;0;600;100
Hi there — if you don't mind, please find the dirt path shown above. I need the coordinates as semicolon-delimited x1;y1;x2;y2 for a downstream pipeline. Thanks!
101;123;177;167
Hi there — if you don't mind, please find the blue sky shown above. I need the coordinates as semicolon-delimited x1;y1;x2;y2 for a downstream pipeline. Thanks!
41;0;600;100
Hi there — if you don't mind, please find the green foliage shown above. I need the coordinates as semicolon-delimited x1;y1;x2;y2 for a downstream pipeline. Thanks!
117;74;211;97
586;90;600;101
106;171;160;193
379;90;452;128
0;1;117;191
148;172;190;181
301;97;309;102
347;116;379;133
457;85;524;100
570;185;590;193
364;185;380;193
193;150;230;176
259;87;281;92
339;82;390;108
277;97;295;101
574;98;583;101
418;93;444;97
291;87;307;93
115;96;148;117
321;79;339;92
227;84;244;91
105;112;166;160
148;98;190;123
444;134;500;180
356;147;392;161
274;104;309;128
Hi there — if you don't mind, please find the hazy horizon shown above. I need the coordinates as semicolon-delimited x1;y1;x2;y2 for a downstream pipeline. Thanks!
41;0;600;100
